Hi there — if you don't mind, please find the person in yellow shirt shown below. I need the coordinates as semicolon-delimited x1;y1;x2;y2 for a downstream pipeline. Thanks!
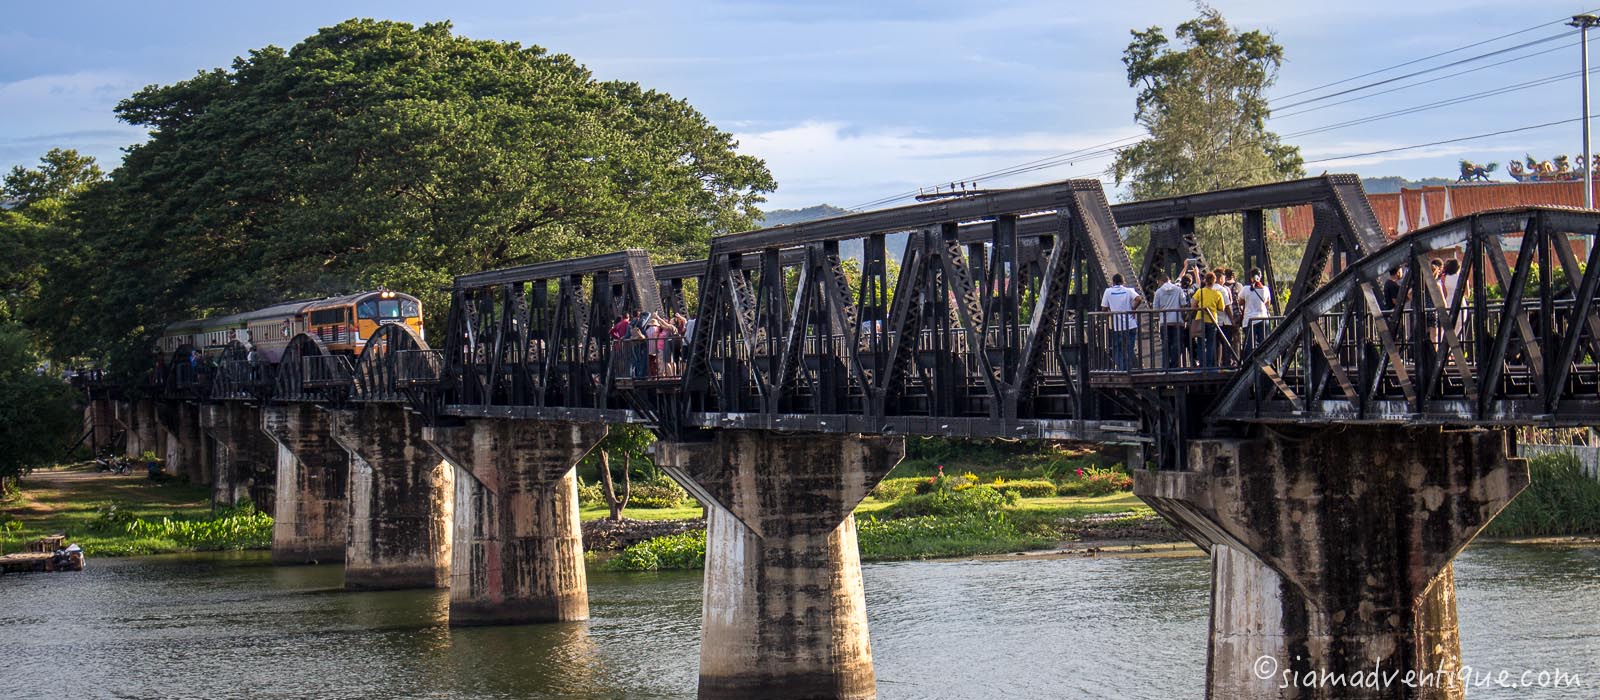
1193;272;1227;369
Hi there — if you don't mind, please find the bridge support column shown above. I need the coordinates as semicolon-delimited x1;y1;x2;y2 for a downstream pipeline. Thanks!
330;405;452;590
199;403;276;510
158;401;205;482
1135;426;1526;700
262;405;348;565
654;431;904;700
425;419;606;626
84;397;117;455
114;399;159;459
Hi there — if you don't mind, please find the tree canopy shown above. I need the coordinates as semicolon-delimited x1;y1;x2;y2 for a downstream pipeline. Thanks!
1;149;104;324
33;19;775;373
0;322;81;482
1110;4;1303;267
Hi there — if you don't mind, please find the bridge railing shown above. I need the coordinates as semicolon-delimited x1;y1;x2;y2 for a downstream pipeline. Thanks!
212;360;273;399
303;355;355;389
1086;309;1282;380
396;349;446;388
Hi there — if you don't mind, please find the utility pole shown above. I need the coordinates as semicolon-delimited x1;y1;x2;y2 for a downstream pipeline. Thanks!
1573;14;1599;209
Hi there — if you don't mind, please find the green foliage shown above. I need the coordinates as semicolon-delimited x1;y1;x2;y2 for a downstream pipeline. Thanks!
31;19;775;374
0;323;81;481
870;477;925;501
86;502;273;554
1;149;104;327
990;479;1059;498
887;484;1017;519
1111;4;1303;270
1485;453;1600;537
1058;466;1135;497
604;529;706;571
576;478;605;507
855;513;1041;560
628;474;690;509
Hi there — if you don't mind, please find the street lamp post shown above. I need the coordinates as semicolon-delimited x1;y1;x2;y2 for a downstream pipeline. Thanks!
1573;14;1599;209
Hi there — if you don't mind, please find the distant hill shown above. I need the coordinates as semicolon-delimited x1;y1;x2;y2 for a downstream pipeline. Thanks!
758;204;851;227
1360;176;1455;194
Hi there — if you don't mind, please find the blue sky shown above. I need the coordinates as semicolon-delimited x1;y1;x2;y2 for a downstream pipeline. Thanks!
4;1;1599;209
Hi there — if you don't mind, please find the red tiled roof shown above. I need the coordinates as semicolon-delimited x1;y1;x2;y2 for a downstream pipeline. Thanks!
1279;180;1600;241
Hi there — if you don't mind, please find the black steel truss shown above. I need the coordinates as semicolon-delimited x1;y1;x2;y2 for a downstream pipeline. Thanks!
1213;206;1600;426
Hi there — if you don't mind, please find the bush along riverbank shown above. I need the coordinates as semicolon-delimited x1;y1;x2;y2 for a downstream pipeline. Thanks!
600;463;1167;572
1485;452;1600;538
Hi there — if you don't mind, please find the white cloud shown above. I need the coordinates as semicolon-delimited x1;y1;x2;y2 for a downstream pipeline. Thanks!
736;121;1144;209
0;71;145;170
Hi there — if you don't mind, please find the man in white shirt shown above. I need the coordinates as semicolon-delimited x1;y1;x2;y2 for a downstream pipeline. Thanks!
1100;274;1144;371
1150;271;1187;368
1240;268;1273;356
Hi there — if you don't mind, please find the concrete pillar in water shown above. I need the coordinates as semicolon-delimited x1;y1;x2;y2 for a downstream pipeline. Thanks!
425;419;606;626
198;402;277;510
329;405;452;590
261;404;348;565
653;431;904;700
1135;426;1526;700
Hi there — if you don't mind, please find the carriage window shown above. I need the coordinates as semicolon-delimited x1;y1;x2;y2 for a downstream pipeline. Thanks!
401;300;419;317
357;300;378;319
310;308;346;325
379;300;401;317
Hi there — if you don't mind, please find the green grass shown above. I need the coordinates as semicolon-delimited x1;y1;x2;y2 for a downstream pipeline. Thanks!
578;504;705;522
1009;492;1151;517
0;464;228;556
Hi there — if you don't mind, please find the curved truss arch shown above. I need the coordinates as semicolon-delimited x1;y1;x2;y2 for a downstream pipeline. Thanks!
1214;206;1600;426
353;323;431;402
274;334;333;402
211;340;268;400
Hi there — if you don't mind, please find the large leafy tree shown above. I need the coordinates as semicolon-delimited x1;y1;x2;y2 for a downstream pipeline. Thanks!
1;149;103;324
35;19;775;373
0;323;81;488
1111;4;1303;267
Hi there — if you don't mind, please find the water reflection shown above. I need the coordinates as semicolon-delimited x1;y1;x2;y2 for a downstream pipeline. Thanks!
0;545;1592;699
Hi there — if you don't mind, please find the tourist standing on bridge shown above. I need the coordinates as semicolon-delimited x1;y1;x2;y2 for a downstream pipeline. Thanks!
1100;274;1143;371
1241;269;1272;356
1218;269;1239;366
1194;272;1227;369
671;312;688;370
1152;271;1187;369
1381;267;1407;344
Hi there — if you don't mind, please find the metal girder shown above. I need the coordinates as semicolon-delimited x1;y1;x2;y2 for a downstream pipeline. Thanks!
1213;206;1600;428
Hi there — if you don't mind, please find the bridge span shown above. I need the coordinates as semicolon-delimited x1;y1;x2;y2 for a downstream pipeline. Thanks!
89;176;1595;700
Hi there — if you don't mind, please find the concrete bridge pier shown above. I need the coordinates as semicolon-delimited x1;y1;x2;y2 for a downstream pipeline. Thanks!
199;403;276;510
653;431;904;700
159;401;207;483
261;404;349;565
114;399;160;460
1136;426;1527;700
425;419;606;626
330;405;453;590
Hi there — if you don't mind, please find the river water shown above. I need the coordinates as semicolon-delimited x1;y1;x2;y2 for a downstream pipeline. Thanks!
0;543;1594;699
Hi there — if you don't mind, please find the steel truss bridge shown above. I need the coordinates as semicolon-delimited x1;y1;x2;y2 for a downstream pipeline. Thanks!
157;175;1600;465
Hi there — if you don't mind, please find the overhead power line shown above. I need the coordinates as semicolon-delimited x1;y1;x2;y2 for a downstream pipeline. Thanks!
847;9;1600;211
1270;13;1583;101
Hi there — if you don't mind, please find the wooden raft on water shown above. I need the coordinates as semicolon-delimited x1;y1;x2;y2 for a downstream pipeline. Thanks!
0;534;85;574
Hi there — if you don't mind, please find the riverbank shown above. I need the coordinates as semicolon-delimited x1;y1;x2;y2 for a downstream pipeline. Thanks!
593;488;1181;571
0;464;271;556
